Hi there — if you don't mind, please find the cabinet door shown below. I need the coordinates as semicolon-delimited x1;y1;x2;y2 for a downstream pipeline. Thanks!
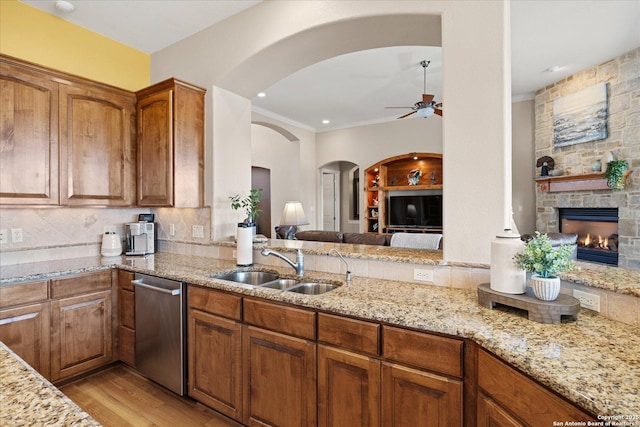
51;290;113;382
59;83;135;206
0;60;59;205
381;362;462;427
477;393;524;427
137;89;173;206
318;344;380;427
189;308;242;420
0;302;51;379
243;325;316;427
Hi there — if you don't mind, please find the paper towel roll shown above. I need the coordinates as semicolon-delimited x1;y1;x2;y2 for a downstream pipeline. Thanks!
237;223;254;266
490;229;526;294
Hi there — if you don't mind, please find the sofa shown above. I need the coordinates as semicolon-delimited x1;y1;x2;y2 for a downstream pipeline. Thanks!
293;230;445;249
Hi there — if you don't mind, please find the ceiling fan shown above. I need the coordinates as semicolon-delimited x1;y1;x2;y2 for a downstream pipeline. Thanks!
386;60;443;119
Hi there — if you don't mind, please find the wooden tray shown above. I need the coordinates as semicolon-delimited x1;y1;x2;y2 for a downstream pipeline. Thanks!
477;283;580;324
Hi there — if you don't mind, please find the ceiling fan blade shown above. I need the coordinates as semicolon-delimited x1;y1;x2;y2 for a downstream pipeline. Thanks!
397;111;417;119
422;94;434;104
434;108;443;116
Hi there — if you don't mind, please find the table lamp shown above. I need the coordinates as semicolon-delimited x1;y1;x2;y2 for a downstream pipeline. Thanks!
280;201;309;239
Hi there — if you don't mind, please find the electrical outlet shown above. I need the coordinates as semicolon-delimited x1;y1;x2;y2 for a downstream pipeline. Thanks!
573;289;601;312
414;268;434;282
192;225;204;239
0;229;7;244
11;228;23;243
169;224;176;236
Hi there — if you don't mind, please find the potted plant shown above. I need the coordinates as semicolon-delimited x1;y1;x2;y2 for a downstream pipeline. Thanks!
229;188;263;224
513;232;575;301
604;159;628;190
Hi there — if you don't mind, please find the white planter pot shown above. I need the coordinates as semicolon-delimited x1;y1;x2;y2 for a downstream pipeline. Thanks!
530;275;561;301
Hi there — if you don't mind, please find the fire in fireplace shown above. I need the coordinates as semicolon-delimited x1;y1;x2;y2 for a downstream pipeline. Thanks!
559;208;619;265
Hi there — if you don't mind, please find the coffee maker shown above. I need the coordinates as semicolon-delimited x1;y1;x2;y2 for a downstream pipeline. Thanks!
125;214;157;256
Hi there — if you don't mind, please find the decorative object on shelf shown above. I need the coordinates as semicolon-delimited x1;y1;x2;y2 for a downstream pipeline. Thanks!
430;170;437;184
371;209;378;218
490;229;526;295
373;198;379;206
514;232;576;301
391;176;397;185
372;175;379;187
553;82;608;148
591;159;602;172
601;151;614;170
536;156;554;177
549;168;563;177
604;159;629;190
229;188;263;224
407;169;422;185
279;201;310;239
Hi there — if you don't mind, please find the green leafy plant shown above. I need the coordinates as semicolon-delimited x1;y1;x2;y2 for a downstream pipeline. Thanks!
513;231;575;278
230;188;263;224
604;159;628;190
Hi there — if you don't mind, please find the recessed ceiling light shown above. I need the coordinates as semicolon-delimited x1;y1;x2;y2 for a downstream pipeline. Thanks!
257;92;266;97
322;119;330;124
546;65;565;73
55;0;75;13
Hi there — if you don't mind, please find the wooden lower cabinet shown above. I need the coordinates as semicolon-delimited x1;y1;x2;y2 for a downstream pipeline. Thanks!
0;302;51;379
117;270;135;366
51;290;113;382
188;307;243;421
477;393;524;427
477;349;594;425
243;325;316;427
317;344;380;427
381;362;463;427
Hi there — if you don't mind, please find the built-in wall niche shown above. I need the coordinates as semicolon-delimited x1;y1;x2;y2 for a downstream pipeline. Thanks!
364;153;443;235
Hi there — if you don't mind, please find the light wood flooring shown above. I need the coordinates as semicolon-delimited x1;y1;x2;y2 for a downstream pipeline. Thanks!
59;364;241;427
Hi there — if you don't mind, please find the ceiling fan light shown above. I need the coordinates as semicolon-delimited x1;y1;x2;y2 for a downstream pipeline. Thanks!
418;106;435;118
55;0;75;13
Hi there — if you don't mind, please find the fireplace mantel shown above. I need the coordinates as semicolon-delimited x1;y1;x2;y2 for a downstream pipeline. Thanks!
535;171;631;193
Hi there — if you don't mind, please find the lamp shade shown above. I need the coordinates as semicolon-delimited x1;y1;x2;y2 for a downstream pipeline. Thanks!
280;201;309;226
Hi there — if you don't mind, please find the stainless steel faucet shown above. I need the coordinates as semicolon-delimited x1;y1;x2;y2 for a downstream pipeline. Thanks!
329;248;351;283
261;248;304;277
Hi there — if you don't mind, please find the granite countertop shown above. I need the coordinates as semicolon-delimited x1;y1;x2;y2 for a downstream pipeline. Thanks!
0;342;100;427
1;252;639;418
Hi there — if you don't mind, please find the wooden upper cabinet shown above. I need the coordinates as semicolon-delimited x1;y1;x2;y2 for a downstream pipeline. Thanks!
0;58;59;205
136;78;205;207
59;83;136;206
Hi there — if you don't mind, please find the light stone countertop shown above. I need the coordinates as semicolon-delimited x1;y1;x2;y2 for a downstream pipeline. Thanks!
1;251;639;419
0;342;100;427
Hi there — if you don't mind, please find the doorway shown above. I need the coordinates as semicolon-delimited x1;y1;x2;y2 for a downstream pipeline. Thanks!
321;170;339;231
252;166;271;238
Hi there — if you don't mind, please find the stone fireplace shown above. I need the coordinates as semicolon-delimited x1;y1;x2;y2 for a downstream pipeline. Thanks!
533;48;639;270
558;208;618;265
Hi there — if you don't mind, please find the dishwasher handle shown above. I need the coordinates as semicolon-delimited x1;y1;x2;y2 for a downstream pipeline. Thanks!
132;279;181;296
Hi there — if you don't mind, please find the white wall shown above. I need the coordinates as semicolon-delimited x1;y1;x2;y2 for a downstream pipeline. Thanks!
151;1;510;264
251;124;302;233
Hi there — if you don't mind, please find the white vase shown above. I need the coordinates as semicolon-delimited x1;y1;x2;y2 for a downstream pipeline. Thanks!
530;275;561;301
490;229;526;294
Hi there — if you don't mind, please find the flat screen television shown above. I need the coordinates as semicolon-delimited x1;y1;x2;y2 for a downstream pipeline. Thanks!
388;194;442;229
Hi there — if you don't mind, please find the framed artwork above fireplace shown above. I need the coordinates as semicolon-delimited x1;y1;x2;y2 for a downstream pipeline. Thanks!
553;82;608;148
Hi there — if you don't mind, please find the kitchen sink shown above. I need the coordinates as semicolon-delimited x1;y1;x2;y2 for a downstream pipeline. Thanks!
215;271;279;286
260;279;300;290
285;282;339;295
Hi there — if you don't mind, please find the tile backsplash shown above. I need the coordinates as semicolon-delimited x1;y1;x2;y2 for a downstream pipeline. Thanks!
0;206;211;265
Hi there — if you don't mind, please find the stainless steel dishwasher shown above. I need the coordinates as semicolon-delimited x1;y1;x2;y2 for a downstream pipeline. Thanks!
133;273;186;396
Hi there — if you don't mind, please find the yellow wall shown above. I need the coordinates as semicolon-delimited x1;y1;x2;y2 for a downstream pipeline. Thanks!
0;0;149;90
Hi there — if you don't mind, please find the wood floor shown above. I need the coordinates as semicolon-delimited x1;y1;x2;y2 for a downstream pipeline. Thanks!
59;364;242;427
